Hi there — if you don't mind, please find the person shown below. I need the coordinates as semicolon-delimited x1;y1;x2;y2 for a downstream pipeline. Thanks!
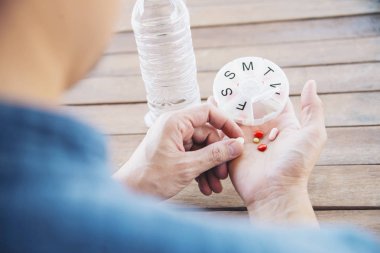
0;0;378;252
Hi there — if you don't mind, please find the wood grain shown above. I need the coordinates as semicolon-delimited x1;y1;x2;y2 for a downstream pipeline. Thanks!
164;165;380;208
106;132;380;207
68;0;380;232
108;14;380;54
115;0;380;32
89;37;380;77
65;92;380;135
107;126;380;168
183;210;380;237
316;210;380;237
65;63;380;105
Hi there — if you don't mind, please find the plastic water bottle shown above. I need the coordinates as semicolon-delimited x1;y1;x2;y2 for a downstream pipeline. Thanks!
132;0;201;127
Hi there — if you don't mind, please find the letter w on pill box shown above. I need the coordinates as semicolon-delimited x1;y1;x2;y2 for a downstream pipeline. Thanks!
213;57;289;126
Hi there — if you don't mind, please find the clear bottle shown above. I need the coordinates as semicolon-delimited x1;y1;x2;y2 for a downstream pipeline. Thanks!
132;0;201;127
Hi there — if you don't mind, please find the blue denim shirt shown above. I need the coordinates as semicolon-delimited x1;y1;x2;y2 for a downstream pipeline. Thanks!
0;101;379;253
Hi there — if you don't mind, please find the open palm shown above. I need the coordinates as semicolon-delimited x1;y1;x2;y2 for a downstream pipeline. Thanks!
228;81;327;206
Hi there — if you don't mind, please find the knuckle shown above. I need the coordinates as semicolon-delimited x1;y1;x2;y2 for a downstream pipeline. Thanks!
162;111;194;134
199;103;212;117
160;111;182;130
200;103;211;111
173;159;194;182
176;160;190;170
178;165;195;182
181;169;195;182
209;145;227;164
176;119;193;135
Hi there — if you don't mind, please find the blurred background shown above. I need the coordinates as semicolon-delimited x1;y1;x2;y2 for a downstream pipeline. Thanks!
63;0;380;237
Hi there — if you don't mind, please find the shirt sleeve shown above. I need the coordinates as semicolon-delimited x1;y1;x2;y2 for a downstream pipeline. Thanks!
83;182;380;253
3;175;379;253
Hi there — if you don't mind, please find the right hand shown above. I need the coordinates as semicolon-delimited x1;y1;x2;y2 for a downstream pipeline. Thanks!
113;103;244;199
228;80;327;224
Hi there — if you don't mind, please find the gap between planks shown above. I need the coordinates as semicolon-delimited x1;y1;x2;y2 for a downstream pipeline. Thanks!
169;206;380;212
65;62;380;105
107;129;380;166
114;0;380;32
63;92;380;135
162;165;380;208
88;37;380;77
108;14;380;54
175;209;380;237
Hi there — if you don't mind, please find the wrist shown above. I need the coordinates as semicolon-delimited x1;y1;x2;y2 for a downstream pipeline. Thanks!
113;162;140;188
246;182;318;227
113;162;167;199
113;161;151;193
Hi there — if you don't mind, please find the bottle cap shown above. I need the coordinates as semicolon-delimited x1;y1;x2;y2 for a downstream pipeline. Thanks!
213;56;289;126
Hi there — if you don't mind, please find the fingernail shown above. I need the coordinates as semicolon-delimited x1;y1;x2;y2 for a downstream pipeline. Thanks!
236;137;245;144
228;138;244;157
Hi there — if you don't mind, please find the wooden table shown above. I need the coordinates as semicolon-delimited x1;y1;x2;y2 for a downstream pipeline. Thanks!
64;0;380;237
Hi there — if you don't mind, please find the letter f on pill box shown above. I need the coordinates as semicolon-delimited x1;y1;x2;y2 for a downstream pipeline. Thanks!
213;57;289;126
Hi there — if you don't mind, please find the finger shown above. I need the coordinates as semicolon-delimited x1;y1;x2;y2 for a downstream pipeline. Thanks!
192;124;221;145
207;96;217;106
213;162;228;179
198;125;228;180
175;104;243;139
193;124;229;180
206;105;244;138
198;174;212;196
300;80;325;130
206;171;223;193
188;137;244;175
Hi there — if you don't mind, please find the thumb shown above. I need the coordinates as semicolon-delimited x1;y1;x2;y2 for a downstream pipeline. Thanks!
300;80;327;144
188;137;244;175
300;80;325;129
207;96;217;106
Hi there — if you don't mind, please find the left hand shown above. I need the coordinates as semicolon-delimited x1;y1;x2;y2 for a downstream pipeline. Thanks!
113;104;244;199
228;80;326;224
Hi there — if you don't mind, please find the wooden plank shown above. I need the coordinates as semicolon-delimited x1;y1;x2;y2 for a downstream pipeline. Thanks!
107;126;380;168
108;130;380;208
65;92;380;135
183;210;380;238
115;0;380;32
89;37;380;77
316;210;380;238
108;14;380;54
165;165;380;208
65;63;380;104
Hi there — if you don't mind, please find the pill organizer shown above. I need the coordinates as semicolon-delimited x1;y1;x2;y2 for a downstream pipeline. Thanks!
213;57;289;126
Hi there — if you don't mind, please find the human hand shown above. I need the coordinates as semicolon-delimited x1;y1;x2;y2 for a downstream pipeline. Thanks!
228;80;327;225
113;104;244;199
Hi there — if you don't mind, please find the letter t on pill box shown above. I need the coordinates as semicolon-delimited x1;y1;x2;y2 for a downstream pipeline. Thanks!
213;57;289;126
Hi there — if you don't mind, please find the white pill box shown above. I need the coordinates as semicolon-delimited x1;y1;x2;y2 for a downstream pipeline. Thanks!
213;57;289;126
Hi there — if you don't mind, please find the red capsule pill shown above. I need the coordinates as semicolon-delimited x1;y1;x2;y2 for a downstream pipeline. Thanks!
257;144;267;152
254;130;264;139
